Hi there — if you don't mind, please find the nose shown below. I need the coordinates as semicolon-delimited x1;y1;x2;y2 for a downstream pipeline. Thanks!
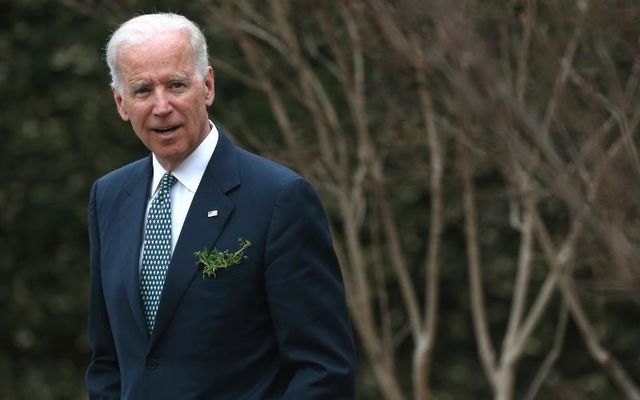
152;89;172;116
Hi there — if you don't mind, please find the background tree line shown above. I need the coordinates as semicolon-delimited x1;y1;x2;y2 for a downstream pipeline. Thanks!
1;0;639;398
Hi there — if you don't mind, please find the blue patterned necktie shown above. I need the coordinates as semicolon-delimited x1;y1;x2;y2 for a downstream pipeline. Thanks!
140;172;177;334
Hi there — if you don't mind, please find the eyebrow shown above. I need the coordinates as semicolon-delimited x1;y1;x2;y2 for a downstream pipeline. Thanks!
127;74;192;91
168;74;191;83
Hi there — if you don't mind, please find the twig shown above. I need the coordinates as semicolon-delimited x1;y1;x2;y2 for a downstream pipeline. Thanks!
522;301;569;400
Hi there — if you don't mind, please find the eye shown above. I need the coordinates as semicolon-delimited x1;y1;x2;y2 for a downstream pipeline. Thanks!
169;81;188;90
133;86;150;97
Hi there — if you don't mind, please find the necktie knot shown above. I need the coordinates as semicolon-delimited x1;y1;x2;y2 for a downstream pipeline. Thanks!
160;172;177;192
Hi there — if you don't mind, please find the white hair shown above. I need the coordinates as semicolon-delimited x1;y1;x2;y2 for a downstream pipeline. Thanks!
105;13;209;93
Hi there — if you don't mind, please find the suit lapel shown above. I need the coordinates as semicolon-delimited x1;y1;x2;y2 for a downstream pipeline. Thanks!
121;157;153;339
149;130;240;349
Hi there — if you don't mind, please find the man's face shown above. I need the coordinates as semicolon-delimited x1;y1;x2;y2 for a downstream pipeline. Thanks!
113;30;215;171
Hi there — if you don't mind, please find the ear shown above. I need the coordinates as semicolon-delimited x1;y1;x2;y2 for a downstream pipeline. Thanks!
112;87;130;121
204;66;215;106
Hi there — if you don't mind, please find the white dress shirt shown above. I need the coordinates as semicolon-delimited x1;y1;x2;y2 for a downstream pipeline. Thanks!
140;122;219;265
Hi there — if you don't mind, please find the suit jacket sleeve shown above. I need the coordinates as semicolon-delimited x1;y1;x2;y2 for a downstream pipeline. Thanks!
264;177;355;399
85;181;121;398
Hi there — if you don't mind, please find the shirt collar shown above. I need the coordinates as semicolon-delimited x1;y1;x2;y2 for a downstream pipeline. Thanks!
150;121;219;195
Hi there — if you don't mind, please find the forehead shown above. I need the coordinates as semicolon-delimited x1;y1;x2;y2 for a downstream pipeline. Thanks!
117;31;194;80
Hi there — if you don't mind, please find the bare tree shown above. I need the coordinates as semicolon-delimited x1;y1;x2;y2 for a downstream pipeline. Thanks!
206;2;447;398
206;1;640;399
424;1;640;398
63;0;640;398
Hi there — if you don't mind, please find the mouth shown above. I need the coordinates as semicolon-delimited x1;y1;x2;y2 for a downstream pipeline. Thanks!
150;125;181;135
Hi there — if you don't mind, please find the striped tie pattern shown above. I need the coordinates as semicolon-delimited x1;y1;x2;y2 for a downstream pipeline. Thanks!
140;172;177;334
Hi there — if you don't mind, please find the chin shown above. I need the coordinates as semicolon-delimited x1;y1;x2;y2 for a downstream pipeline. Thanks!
151;146;184;166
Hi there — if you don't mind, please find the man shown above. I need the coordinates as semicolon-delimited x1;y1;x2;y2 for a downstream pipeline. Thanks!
86;13;355;399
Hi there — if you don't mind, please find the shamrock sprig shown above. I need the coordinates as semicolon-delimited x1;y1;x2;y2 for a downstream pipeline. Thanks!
194;237;252;278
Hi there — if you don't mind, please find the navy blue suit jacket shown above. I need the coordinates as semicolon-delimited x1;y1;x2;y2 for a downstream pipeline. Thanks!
86;128;355;399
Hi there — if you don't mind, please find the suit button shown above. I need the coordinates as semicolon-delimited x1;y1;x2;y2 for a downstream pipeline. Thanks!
145;358;159;370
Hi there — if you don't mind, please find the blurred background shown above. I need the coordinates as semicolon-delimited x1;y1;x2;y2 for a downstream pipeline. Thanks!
2;0;640;399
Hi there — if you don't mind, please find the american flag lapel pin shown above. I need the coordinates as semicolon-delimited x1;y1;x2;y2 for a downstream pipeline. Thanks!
207;209;219;218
